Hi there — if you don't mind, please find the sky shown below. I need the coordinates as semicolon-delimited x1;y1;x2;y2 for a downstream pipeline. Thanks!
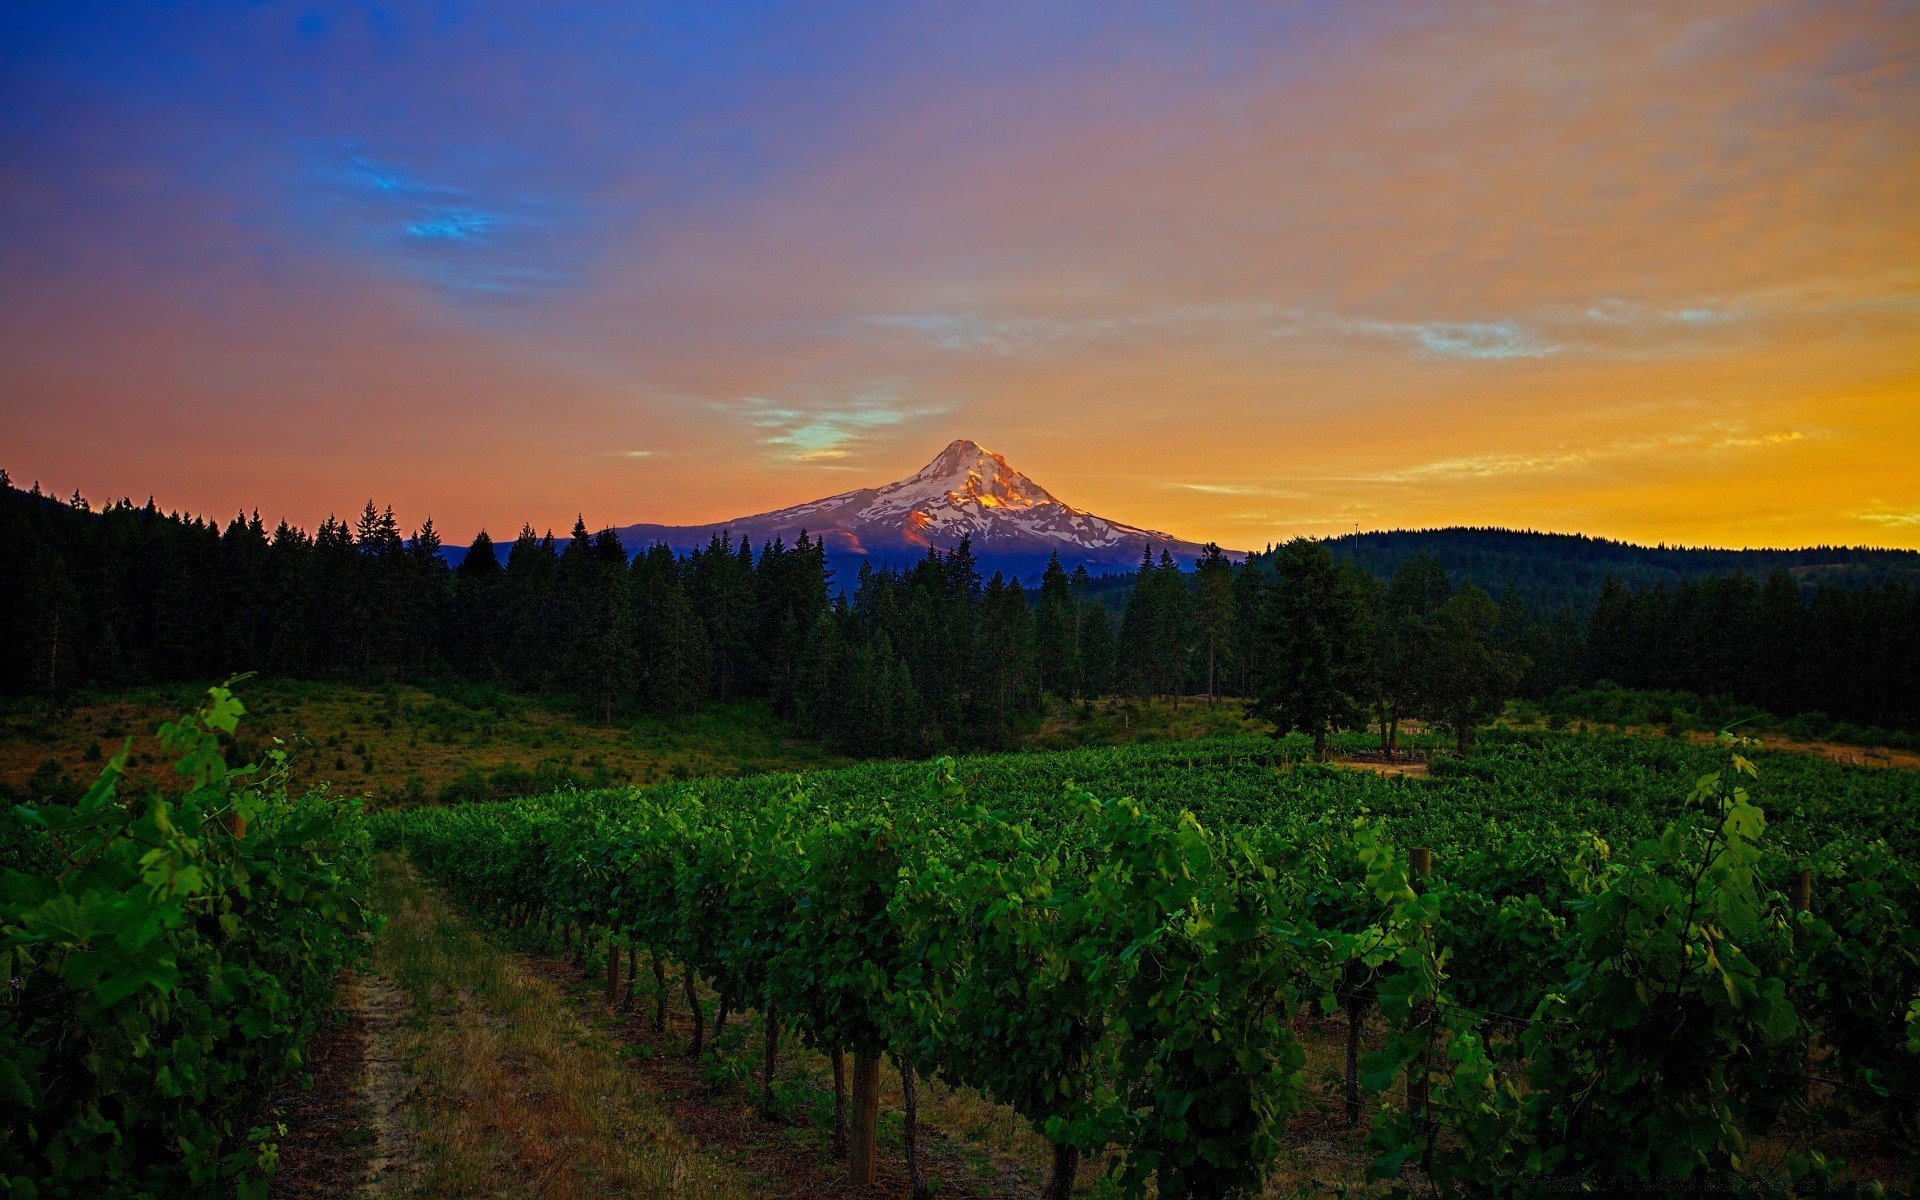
2;0;1917;551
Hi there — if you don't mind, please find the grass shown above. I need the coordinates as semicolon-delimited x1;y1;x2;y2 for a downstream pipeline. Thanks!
0;679;1271;808
0;678;858;806
366;851;754;1199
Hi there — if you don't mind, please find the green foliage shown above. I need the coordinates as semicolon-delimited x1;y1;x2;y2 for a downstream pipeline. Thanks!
379;727;1920;1196
0;686;372;1199
1252;538;1373;756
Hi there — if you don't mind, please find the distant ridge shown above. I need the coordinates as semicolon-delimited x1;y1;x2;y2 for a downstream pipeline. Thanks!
613;439;1227;581
1308;527;1920;612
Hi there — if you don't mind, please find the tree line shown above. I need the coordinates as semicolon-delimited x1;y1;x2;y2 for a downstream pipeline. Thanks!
3;475;1915;756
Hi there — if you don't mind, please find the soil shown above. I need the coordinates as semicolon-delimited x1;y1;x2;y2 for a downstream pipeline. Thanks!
266;976;373;1198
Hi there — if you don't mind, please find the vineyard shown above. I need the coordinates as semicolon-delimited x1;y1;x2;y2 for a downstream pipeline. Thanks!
1;688;372;1199
376;729;1920;1197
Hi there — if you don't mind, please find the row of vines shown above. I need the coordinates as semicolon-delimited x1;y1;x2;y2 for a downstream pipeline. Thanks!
378;730;1920;1197
2;688;372;1199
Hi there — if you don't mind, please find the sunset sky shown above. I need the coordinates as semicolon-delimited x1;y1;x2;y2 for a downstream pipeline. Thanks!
3;1;1916;551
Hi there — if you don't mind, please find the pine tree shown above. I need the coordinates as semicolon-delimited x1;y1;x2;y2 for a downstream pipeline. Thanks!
1192;544;1235;702
975;572;1039;746
1117;547;1157;699
1372;553;1451;759
1035;553;1077;698
1252;538;1370;758
575;561;640;722
1076;601;1114;699
452;531;503;676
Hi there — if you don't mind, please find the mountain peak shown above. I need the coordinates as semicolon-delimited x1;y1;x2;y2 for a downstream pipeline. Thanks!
616;438;1232;578
902;438;1056;509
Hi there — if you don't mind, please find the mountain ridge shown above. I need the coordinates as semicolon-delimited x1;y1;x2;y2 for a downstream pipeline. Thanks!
613;439;1228;581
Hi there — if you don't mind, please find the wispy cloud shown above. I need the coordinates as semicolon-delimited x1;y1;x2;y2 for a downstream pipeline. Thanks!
1169;482;1310;497
1356;318;1560;360
871;304;1566;360
301;142;559;296
1348;424;1806;486
1716;430;1803;448
405;210;506;242
1354;450;1595;484
611;449;654;458
1855;508;1920;527
729;394;944;462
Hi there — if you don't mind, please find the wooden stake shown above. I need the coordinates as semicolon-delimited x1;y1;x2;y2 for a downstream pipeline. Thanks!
901;1058;928;1197
652;953;668;1032
1407;847;1433;1124
1044;1141;1079;1200
761;1006;780;1118
848;1052;881;1185
1345;983;1364;1127
683;970;705;1058
831;1047;848;1159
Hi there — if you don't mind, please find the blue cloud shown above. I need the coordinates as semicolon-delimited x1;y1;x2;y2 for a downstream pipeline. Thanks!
1412;321;1555;359
732;394;943;461
406;210;504;241
299;143;564;297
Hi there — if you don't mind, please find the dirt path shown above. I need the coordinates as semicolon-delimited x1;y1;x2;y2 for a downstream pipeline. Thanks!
357;976;417;1197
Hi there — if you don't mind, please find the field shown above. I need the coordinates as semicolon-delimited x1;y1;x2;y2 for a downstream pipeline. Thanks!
9;677;1907;815
375;727;1920;1196
0;678;860;806
7;686;1918;1197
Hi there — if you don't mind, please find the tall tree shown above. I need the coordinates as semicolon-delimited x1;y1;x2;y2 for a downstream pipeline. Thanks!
1252;538;1370;758
451;531;502;676
1035;553;1078;699
1191;544;1235;702
1371;553;1451;760
1413;583;1525;755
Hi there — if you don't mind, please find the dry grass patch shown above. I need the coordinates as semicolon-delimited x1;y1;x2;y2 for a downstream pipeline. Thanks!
368;853;754;1200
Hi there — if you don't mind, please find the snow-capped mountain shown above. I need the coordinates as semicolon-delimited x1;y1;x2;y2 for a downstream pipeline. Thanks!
615;439;1230;580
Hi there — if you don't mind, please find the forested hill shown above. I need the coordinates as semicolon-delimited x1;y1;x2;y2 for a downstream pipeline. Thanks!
1298;527;1920;613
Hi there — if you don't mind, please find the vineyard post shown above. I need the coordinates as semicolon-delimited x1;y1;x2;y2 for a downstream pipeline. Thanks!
683;969;705;1057
901;1057;928;1197
831;1047;848;1158
1407;846;1433;1123
652;952;668;1032
1045;1141;1079;1200
1792;867;1813;1097
849;1051;882;1185
761;1005;780;1118
1342;960;1366;1127
606;935;619;1004
622;944;637;1011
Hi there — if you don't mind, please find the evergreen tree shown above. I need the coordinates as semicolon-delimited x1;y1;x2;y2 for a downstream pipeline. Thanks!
1252;538;1370;758
574;557;640;722
452;530;502;676
975;572;1040;746
1413;584;1525;755
1191;544;1235;701
1117;547;1158;698
1371;553;1451;759
1035;552;1077;698
1076;601;1114;698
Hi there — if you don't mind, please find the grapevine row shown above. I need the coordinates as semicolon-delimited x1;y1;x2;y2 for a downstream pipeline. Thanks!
378;732;1920;1197
2;688;373;1199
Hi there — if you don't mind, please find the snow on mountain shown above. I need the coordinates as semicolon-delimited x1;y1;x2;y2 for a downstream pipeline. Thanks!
615;439;1230;579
